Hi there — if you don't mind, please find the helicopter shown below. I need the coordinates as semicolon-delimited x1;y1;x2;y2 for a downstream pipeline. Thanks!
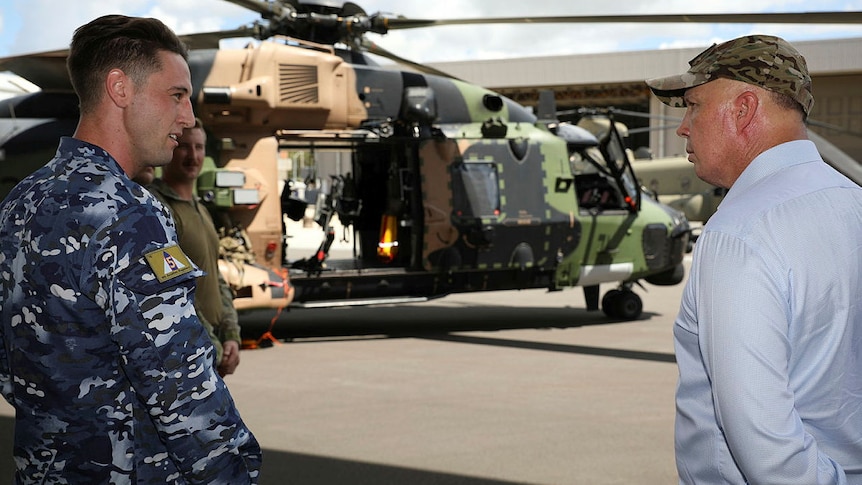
1;1;860;320
630;117;862;224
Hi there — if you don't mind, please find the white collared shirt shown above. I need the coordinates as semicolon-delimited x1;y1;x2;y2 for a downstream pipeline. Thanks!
674;140;862;484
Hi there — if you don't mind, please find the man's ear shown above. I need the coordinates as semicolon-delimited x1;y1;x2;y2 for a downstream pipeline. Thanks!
105;69;131;108
734;90;759;129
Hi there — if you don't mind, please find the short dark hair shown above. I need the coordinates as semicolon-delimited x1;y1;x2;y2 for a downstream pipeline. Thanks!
67;15;188;114
769;90;808;121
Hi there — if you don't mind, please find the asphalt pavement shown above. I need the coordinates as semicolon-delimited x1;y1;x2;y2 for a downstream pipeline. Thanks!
0;222;688;484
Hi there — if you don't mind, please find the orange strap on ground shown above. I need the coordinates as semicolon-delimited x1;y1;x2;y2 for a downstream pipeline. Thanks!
246;268;291;349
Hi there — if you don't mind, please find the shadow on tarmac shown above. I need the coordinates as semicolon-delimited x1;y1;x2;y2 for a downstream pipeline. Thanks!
257;449;530;485
0;417;523;484
239;300;657;343
420;333;676;363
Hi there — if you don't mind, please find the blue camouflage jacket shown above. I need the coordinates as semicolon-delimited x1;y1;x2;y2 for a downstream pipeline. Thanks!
0;138;261;484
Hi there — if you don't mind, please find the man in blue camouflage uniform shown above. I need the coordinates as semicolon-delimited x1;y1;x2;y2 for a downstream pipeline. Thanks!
0;15;261;483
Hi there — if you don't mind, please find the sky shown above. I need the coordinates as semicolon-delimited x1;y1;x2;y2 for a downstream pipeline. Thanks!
1;0;862;65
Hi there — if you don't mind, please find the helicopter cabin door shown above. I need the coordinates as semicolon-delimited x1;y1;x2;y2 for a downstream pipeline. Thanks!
418;135;579;275
418;139;460;271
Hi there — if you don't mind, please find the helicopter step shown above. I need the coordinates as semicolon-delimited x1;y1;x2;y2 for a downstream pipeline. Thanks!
291;296;429;309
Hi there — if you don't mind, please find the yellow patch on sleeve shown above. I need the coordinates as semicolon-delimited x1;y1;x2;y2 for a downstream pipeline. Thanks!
144;244;194;283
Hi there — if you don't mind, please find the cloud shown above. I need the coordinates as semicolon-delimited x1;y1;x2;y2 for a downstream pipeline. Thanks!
0;0;257;56
1;0;860;62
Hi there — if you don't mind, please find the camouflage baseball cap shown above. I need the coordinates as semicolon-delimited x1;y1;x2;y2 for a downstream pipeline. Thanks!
646;34;814;116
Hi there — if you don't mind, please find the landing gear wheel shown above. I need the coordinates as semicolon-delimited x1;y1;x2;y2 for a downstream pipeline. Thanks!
601;289;643;320
601;289;623;317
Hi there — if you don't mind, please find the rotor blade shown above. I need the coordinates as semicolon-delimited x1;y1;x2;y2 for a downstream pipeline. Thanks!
601;110;862;139
807;130;862;185
0;50;71;91
181;27;260;50
359;39;461;80
385;11;862;30
223;0;293;19
807;119;862;139
558;107;685;122
0;27;262;90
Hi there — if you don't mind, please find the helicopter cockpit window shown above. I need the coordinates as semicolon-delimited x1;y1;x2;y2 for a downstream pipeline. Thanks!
569;147;603;176
570;146;627;212
601;124;640;211
451;162;501;218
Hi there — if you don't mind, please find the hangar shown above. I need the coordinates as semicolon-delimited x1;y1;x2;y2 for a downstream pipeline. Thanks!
430;37;862;162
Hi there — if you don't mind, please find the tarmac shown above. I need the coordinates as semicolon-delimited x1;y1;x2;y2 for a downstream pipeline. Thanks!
0;219;687;484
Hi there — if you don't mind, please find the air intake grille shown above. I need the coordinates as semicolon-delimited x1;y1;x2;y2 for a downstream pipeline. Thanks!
642;224;669;270
279;64;318;104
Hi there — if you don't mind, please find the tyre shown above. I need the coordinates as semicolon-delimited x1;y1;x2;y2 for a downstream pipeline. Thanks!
601;289;643;320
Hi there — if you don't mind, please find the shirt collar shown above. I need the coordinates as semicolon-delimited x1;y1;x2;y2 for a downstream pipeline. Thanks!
59;136;126;178
149;178;198;203
727;140;821;196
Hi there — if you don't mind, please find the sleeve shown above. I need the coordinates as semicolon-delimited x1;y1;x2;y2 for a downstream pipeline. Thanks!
695;232;844;484
195;306;224;365
217;271;242;343
90;206;261;483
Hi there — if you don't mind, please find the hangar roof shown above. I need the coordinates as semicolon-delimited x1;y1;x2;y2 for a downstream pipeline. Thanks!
429;37;862;89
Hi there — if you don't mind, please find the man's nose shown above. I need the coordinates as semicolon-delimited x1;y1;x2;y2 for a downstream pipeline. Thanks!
179;100;195;129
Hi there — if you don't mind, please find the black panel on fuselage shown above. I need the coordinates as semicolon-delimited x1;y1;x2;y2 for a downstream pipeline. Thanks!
352;65;404;121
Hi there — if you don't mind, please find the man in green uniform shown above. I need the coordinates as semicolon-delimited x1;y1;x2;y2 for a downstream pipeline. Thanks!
150;118;242;376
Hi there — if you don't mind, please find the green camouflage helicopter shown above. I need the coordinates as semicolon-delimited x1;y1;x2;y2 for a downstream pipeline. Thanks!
1;1;858;319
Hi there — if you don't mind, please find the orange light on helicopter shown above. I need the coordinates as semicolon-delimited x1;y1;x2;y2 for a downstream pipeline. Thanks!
377;214;399;263
265;241;278;261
